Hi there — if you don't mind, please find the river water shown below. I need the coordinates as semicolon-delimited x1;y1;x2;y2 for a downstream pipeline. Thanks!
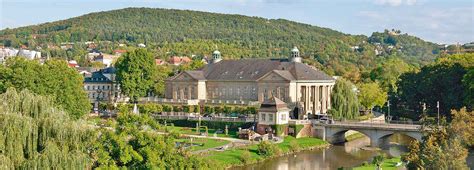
231;134;474;170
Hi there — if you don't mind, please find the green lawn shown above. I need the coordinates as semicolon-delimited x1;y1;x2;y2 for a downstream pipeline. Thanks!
353;156;403;170
175;138;230;151
162;126;239;138
277;136;327;152
204;136;328;168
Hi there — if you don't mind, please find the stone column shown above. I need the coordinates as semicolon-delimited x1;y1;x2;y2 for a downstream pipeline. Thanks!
314;86;321;113
172;87;177;99
180;87;184;100
312;86;317;115
321;86;327;113
304;86;311;115
188;86;192;100
327;85;332;109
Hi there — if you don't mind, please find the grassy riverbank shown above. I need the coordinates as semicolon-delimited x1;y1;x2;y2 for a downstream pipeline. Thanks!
353;156;403;170
175;138;230;151
162;126;239;138
202;136;329;168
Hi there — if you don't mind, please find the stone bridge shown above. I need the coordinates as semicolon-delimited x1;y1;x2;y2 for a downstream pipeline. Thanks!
313;121;423;147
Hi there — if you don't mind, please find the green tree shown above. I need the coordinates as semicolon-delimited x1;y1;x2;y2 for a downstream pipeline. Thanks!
178;60;205;72
93;113;213;169
392;54;472;120
0;88;95;169
370;57;413;92
358;82;387;114
115;49;157;102
0;57;91;118
372;154;385;170
404;108;473;169
153;65;173;97
330;78;359;119
462;69;474;109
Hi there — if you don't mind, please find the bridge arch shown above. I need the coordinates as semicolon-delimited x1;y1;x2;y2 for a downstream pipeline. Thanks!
327;129;371;144
323;127;422;147
378;131;422;143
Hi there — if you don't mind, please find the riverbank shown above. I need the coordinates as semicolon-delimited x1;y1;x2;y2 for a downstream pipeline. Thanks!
201;136;329;168
353;156;403;170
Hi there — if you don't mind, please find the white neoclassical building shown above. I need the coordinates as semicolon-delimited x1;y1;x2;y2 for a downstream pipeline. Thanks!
161;47;335;118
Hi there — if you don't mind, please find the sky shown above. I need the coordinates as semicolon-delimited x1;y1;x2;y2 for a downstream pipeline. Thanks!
1;0;473;44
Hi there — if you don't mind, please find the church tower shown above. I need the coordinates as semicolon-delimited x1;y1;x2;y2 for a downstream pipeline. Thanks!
212;50;222;63
290;46;301;63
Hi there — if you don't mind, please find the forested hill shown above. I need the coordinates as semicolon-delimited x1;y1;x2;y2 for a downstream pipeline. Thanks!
0;7;439;82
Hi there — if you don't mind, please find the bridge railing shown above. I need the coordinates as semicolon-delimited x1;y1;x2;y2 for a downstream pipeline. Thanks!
328;118;422;125
317;120;422;130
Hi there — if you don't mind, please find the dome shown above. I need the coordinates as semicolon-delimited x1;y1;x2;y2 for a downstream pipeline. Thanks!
213;50;221;55
291;46;299;52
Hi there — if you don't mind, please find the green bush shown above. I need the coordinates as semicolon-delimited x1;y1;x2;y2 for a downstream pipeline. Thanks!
239;149;252;164
162;104;172;112
257;141;281;157
173;105;183;112
271;124;287;136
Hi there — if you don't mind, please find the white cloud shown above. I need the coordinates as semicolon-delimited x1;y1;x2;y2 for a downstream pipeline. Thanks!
374;0;417;6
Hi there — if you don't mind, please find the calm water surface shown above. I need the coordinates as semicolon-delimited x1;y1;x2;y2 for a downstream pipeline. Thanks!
231;134;474;170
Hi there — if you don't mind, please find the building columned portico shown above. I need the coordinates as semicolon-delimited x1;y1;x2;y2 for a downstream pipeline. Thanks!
161;47;336;118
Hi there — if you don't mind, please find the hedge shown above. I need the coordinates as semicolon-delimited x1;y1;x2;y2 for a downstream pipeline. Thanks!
155;119;254;131
271;124;288;136
289;124;305;137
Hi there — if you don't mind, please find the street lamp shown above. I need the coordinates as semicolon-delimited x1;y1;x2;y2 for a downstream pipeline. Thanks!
95;89;103;114
387;100;391;123
437;101;440;126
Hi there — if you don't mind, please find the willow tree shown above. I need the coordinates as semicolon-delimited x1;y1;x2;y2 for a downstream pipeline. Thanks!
329;78;359;119
0;88;96;169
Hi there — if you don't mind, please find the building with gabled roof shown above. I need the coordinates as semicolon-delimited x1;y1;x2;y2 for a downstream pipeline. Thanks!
163;47;335;118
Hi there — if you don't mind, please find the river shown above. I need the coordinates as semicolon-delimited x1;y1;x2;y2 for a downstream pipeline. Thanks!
231;134;474;170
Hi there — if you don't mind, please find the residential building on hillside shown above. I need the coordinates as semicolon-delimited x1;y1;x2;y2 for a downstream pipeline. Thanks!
94;53;120;67
155;59;166;65
0;47;41;64
168;56;192;65
161;47;336;119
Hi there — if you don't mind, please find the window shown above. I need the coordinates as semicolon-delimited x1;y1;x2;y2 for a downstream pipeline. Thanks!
281;114;286;121
269;114;273;122
261;113;266;121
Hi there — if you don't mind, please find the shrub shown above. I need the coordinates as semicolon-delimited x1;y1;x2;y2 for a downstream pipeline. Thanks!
162;104;172;112
271;124;287;136
257;141;281;157
240;149;252;164
173;105;183;112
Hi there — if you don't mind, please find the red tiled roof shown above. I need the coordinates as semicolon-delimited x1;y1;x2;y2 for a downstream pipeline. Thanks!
113;49;127;54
